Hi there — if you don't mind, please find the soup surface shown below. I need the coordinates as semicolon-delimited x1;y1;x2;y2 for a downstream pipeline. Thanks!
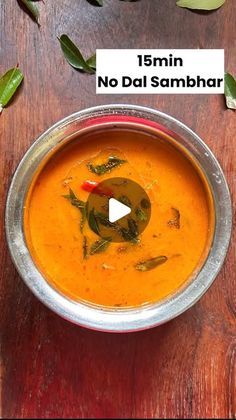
24;127;213;307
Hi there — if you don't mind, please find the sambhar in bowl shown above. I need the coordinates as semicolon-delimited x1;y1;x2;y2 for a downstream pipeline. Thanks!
24;126;214;308
6;105;232;331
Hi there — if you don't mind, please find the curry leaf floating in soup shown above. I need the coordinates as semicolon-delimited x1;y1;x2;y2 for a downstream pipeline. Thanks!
24;128;214;307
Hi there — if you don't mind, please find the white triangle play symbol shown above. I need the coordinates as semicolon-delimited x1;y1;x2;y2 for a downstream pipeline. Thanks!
109;198;131;223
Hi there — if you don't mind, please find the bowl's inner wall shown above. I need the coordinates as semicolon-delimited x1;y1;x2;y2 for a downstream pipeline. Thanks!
22;120;216;310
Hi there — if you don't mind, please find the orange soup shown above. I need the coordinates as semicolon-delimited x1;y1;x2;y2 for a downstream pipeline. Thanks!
24;127;213;307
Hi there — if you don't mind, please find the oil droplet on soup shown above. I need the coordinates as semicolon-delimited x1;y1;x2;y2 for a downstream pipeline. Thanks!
24;128;214;307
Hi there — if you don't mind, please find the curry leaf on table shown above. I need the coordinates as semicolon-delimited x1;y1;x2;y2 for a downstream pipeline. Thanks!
58;34;95;74
176;0;225;10
224;72;236;110
0;67;24;113
18;0;40;24
88;0;103;5
86;54;96;70
135;256;168;272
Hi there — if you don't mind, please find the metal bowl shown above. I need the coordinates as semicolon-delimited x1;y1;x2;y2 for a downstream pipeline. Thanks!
5;105;232;332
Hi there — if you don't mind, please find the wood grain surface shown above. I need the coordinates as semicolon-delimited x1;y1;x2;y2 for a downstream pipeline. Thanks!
0;0;235;418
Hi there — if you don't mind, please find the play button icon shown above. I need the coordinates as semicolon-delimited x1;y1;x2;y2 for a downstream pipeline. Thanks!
87;177;151;243
109;198;131;223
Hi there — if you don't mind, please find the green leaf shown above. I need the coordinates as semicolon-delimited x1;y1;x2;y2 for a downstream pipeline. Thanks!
140;198;151;209
176;0;225;10
89;210;139;244
90;238;111;255
135;207;147;222
119;218;139;244
83;236;88;259
58;34;95;74
86;54;96;70
92;211;117;230
63;188;85;210
62;188;86;232
224;72;236;110
88;208;100;235
87;156;127;175
0;67;24;112
89;0;103;6
135;256;168;272
18;0;40;23
118;195;132;207
127;218;139;238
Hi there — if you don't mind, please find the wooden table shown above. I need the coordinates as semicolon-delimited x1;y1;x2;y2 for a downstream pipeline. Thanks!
1;1;235;418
